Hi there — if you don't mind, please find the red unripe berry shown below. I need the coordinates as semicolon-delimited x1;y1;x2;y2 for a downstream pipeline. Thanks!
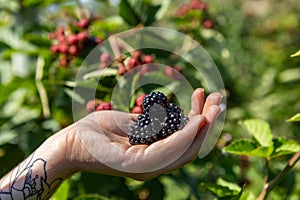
48;32;56;40
190;0;208;11
55;26;65;36
100;53;112;64
57;35;66;43
77;18;91;29
58;44;68;54
95;37;103;44
77;31;89;42
203;19;213;29
50;45;59;54
132;50;142;59
118;65;127;76
128;58;138;69
96;102;112;111
59;57;68;67
165;66;174;78
86;99;100;112
131;106;143;114
143;55;154;64
175;4;189;16
136;94;147;106
67;34;78;45
68;45;78;55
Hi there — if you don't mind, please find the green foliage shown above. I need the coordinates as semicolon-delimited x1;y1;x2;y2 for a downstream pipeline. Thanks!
224;119;300;159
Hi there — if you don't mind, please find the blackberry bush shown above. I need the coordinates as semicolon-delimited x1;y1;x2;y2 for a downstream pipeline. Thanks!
129;92;189;145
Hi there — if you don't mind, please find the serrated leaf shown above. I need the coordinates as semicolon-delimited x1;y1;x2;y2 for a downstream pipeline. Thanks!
271;138;300;158
223;139;256;155
243;119;273;147
286;113;300;122
223;139;273;158
202;183;241;198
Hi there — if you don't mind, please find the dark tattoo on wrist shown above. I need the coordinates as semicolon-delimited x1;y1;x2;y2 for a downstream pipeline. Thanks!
0;154;62;200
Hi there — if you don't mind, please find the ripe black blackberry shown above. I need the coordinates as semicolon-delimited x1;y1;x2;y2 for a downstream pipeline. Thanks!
159;103;189;138
142;91;168;113
128;92;189;145
128;114;163;145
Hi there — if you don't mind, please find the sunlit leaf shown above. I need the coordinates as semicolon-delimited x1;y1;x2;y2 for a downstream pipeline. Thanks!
50;180;70;200
286;113;300;122
243;119;273;147
271;138;300;158
202;182;241;198
290;50;300;57
223;140;257;155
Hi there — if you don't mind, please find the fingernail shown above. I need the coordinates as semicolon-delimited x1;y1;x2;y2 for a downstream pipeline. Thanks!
210;93;222;104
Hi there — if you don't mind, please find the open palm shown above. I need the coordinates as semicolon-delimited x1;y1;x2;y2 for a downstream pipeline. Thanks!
70;88;222;180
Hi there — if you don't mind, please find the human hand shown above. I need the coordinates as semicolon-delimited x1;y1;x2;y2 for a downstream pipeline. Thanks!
64;88;222;180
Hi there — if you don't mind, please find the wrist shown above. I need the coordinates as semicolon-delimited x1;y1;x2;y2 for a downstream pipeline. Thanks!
39;124;79;179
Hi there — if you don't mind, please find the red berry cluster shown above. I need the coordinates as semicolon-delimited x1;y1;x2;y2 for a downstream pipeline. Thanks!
49;18;103;67
86;99;112;113
98;50;156;76
119;50;156;76
131;93;147;114
175;0;213;29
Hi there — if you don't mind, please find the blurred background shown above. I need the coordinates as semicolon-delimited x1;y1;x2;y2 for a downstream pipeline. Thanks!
0;0;300;199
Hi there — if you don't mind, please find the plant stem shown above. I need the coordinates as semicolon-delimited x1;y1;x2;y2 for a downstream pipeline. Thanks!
257;158;269;200
257;150;300;200
267;150;300;193
35;56;51;118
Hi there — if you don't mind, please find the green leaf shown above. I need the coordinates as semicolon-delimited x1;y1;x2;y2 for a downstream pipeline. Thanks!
223;139;257;155
223;139;273;158
286;113;300;122
50;180;70;200
271;138;300;158
243;119;273;147
119;0;161;26
291;50;300;57
202;182;241;198
0;27;36;51
119;0;140;26
216;178;241;192
83;68;118;80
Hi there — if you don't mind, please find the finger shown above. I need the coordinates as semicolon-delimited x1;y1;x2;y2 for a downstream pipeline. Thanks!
188;88;205;118
125;115;207;172
162;105;221;172
202;92;222;114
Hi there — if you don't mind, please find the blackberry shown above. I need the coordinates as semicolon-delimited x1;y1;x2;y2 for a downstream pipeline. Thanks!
128;114;163;145
142;91;168;113
128;91;189;145
159;103;189;138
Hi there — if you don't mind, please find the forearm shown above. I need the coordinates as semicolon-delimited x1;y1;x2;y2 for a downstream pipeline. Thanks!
0;125;76;200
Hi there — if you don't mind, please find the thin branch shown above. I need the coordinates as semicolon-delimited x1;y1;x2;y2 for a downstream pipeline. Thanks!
267;150;300;193
35;56;51;118
257;158;269;200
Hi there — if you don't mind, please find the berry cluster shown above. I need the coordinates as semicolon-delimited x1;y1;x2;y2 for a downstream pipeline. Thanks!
131;93;147;114
49;18;103;67
175;0;213;29
86;99;112;113
128;92;189;145
98;50;156;76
